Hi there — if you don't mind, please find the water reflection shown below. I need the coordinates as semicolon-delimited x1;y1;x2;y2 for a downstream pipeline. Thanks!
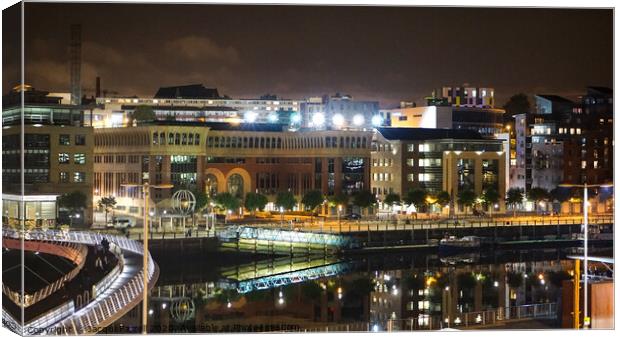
112;246;611;332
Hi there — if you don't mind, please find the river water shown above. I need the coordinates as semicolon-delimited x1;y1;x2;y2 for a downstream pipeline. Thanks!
112;245;612;333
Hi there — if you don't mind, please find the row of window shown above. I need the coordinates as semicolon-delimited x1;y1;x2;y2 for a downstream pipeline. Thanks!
59;153;86;164
59;134;87;146
107;98;298;106
372;172;393;182
206;135;368;150
152;132;201;146
372;158;393;167
373;143;395;152
406;173;436;182
373;187;394;196
59;172;86;183
94;155;141;163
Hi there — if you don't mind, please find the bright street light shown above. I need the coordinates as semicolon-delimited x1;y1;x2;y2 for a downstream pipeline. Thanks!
332;113;345;127
290;113;301;124
312;112;325;127
244;111;258;123
371;114;384;127
352;114;365;126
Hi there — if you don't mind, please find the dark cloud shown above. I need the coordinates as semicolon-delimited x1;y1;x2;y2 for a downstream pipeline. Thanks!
10;3;613;106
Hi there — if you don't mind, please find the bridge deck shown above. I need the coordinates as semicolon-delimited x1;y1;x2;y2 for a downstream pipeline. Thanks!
2;229;158;335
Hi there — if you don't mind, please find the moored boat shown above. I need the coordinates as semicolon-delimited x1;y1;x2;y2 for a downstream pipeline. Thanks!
439;235;481;254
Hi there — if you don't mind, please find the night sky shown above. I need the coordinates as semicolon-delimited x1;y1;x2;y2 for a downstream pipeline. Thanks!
3;3;613;107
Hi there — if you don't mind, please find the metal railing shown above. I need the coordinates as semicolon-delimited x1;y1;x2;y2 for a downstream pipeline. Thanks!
24;301;75;334
218;226;354;247
1;228;158;335
128;228;215;241
237;215;612;237
91;243;124;299
231;261;352;293
2;241;87;308
384;302;558;331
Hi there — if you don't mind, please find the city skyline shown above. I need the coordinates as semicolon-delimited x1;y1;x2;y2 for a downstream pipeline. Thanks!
3;4;613;106
2;2;614;334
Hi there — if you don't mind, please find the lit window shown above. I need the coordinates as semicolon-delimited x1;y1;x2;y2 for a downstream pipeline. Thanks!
75;134;86;145
74;172;85;183
418;173;432;182
418;144;430;152
581;161;587;169
407;174;415;182
593;161;598;169
576;128;581;134
407;159;415;167
59;134;70;145
59;172;69;183
74;153;85;164
59;153;70;164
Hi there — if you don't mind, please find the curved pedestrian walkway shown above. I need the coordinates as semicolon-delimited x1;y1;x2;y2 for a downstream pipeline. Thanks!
2;228;159;335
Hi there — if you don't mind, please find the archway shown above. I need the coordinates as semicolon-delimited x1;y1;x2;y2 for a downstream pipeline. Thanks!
227;174;244;198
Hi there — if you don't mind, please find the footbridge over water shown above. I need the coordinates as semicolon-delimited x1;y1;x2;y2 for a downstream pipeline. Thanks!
2;228;158;335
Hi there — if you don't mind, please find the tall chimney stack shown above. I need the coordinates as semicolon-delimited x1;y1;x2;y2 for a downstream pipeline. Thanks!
95;76;101;98
69;24;82;105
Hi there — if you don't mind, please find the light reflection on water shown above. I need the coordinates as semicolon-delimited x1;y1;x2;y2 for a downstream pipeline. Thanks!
117;246;612;333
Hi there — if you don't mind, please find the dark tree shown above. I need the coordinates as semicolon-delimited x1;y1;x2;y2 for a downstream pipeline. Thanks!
482;188;500;214
506;271;524;289
503;93;531;122
244;192;268;214
97;196;117;225
383;193;401;207
328;193;350;208
275;191;297;211
436;191;451;209
457;189;477;214
191;189;209;213
506;188;524;217
527;187;550;212
302;190;325;212
130;105;156;123
214;192;241;212
404;189;427;213
352;190;376;215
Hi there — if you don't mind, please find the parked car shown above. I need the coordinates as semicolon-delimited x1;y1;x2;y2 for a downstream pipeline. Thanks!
109;218;135;229
346;213;361;220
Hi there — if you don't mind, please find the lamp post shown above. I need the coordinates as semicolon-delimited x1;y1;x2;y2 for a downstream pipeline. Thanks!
559;182;612;328
122;182;173;334
337;204;343;233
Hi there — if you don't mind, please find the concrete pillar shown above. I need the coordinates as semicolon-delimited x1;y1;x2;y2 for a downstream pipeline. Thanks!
474;281;483;312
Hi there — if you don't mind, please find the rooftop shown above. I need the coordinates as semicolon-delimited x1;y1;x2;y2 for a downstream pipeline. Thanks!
586;86;613;96
154;84;221;99
121;104;237;111
535;95;574;104
376;127;485;141
145;120;286;132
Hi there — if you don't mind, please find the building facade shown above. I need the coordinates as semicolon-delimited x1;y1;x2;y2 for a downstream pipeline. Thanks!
381;106;504;137
2;85;94;227
428;85;495;108
92;84;302;128
372;128;506;214
93;121;372;217
510;88;613;194
301;93;380;130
